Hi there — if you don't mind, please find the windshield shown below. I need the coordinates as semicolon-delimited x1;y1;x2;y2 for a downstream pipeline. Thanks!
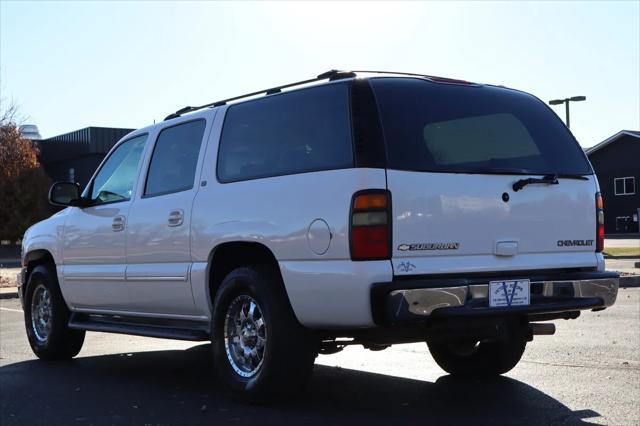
370;78;592;175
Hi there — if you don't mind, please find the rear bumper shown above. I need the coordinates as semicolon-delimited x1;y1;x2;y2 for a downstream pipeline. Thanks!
372;270;619;324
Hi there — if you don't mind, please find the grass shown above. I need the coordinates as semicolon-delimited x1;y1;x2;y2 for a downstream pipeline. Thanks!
603;247;640;258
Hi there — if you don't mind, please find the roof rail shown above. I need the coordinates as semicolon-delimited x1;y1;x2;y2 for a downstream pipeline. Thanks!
350;70;478;86
163;69;356;121
350;69;435;78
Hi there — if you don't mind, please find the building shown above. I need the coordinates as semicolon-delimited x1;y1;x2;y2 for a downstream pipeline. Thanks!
18;124;42;140
586;130;640;234
38;127;134;188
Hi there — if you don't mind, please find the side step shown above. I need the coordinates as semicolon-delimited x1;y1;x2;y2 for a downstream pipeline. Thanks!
68;313;210;341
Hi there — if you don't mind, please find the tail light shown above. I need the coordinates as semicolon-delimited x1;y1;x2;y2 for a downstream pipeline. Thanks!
596;192;604;252
350;190;391;260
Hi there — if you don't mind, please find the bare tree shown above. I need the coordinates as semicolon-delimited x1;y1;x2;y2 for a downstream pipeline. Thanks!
0;98;25;127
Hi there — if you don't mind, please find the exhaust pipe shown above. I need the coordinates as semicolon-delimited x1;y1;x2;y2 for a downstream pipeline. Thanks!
529;323;556;336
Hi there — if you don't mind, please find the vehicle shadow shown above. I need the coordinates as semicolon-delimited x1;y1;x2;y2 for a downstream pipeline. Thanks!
0;344;601;426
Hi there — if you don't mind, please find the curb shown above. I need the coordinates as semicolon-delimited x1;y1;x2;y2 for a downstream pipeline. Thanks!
604;255;640;260
620;275;640;288
0;288;18;299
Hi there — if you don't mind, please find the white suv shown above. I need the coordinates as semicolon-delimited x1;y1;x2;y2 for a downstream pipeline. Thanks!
19;70;618;400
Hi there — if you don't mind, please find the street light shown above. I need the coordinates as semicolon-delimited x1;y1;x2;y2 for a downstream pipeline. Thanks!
548;96;586;128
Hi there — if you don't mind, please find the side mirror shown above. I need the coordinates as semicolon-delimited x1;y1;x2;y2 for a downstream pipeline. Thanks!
48;182;87;207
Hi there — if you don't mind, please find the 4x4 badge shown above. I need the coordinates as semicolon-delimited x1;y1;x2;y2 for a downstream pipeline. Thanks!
397;262;416;273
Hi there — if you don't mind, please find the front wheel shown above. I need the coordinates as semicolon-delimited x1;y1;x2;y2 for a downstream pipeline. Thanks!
24;265;85;360
427;337;526;376
211;265;317;401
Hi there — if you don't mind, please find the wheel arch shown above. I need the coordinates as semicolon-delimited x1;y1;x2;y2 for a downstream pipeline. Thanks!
206;241;287;310
24;249;56;283
21;249;57;304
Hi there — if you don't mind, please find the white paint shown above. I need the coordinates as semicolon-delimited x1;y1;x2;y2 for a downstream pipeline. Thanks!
388;170;600;276
279;259;392;327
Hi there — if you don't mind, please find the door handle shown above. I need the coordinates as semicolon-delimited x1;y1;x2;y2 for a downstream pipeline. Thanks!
112;215;125;232
168;209;184;227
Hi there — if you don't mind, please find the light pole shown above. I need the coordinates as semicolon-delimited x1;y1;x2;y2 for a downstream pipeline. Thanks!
549;96;586;129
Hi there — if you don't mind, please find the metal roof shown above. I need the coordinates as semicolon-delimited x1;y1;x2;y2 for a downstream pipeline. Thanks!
38;127;135;164
585;130;640;156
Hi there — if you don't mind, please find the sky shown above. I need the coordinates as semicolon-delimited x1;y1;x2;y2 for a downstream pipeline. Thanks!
1;1;638;148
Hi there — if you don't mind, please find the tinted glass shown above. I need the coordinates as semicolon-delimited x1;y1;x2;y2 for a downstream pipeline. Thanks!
91;135;147;204
615;179;625;194
217;83;353;182
145;120;206;197
627;178;635;194
370;78;592;175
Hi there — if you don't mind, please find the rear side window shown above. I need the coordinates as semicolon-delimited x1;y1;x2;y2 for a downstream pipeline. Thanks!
370;78;592;175
144;119;206;197
217;83;353;182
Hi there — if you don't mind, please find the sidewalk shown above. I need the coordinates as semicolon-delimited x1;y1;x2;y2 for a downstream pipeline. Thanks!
0;266;19;299
605;258;640;275
604;238;640;249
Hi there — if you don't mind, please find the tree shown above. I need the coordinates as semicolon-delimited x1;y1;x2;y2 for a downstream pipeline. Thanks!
0;102;51;242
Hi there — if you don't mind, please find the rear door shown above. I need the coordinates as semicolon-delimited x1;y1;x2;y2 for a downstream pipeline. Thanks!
369;78;599;275
125;118;210;315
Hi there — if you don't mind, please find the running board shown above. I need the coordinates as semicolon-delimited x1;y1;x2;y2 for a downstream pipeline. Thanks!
68;313;210;341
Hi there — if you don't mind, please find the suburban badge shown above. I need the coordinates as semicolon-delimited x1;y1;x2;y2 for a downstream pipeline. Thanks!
397;242;460;251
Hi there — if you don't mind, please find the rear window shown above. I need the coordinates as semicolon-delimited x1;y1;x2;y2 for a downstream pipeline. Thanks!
370;78;592;175
145;119;206;197
217;83;353;183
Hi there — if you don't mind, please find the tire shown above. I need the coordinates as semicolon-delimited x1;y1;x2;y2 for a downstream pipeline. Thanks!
211;265;317;401
24;264;85;360
427;337;526;376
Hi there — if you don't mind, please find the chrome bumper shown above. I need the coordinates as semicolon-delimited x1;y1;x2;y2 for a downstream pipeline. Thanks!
389;277;619;319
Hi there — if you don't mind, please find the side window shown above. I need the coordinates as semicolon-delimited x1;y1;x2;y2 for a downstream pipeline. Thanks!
217;83;353;182
91;134;147;205
144;120;206;197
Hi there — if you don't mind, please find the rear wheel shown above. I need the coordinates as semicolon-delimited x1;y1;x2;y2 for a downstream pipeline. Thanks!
427;337;526;376
24;265;85;360
211;265;317;401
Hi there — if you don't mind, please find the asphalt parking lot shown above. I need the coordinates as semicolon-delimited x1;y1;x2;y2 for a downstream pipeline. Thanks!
1;289;639;426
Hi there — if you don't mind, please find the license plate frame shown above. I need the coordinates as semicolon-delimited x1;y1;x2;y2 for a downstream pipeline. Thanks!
489;279;531;308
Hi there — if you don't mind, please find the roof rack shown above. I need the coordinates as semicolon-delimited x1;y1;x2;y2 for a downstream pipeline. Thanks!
350;70;478;86
163;69;477;121
350;70;435;78
163;69;356;121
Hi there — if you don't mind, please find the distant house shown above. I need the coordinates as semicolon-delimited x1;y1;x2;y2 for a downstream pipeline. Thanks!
586;130;640;234
38;127;134;189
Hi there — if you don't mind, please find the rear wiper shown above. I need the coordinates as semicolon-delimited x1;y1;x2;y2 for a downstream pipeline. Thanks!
512;174;559;192
512;173;590;192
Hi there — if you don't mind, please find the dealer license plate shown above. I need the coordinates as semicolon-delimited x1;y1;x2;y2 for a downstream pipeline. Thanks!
489;280;530;308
